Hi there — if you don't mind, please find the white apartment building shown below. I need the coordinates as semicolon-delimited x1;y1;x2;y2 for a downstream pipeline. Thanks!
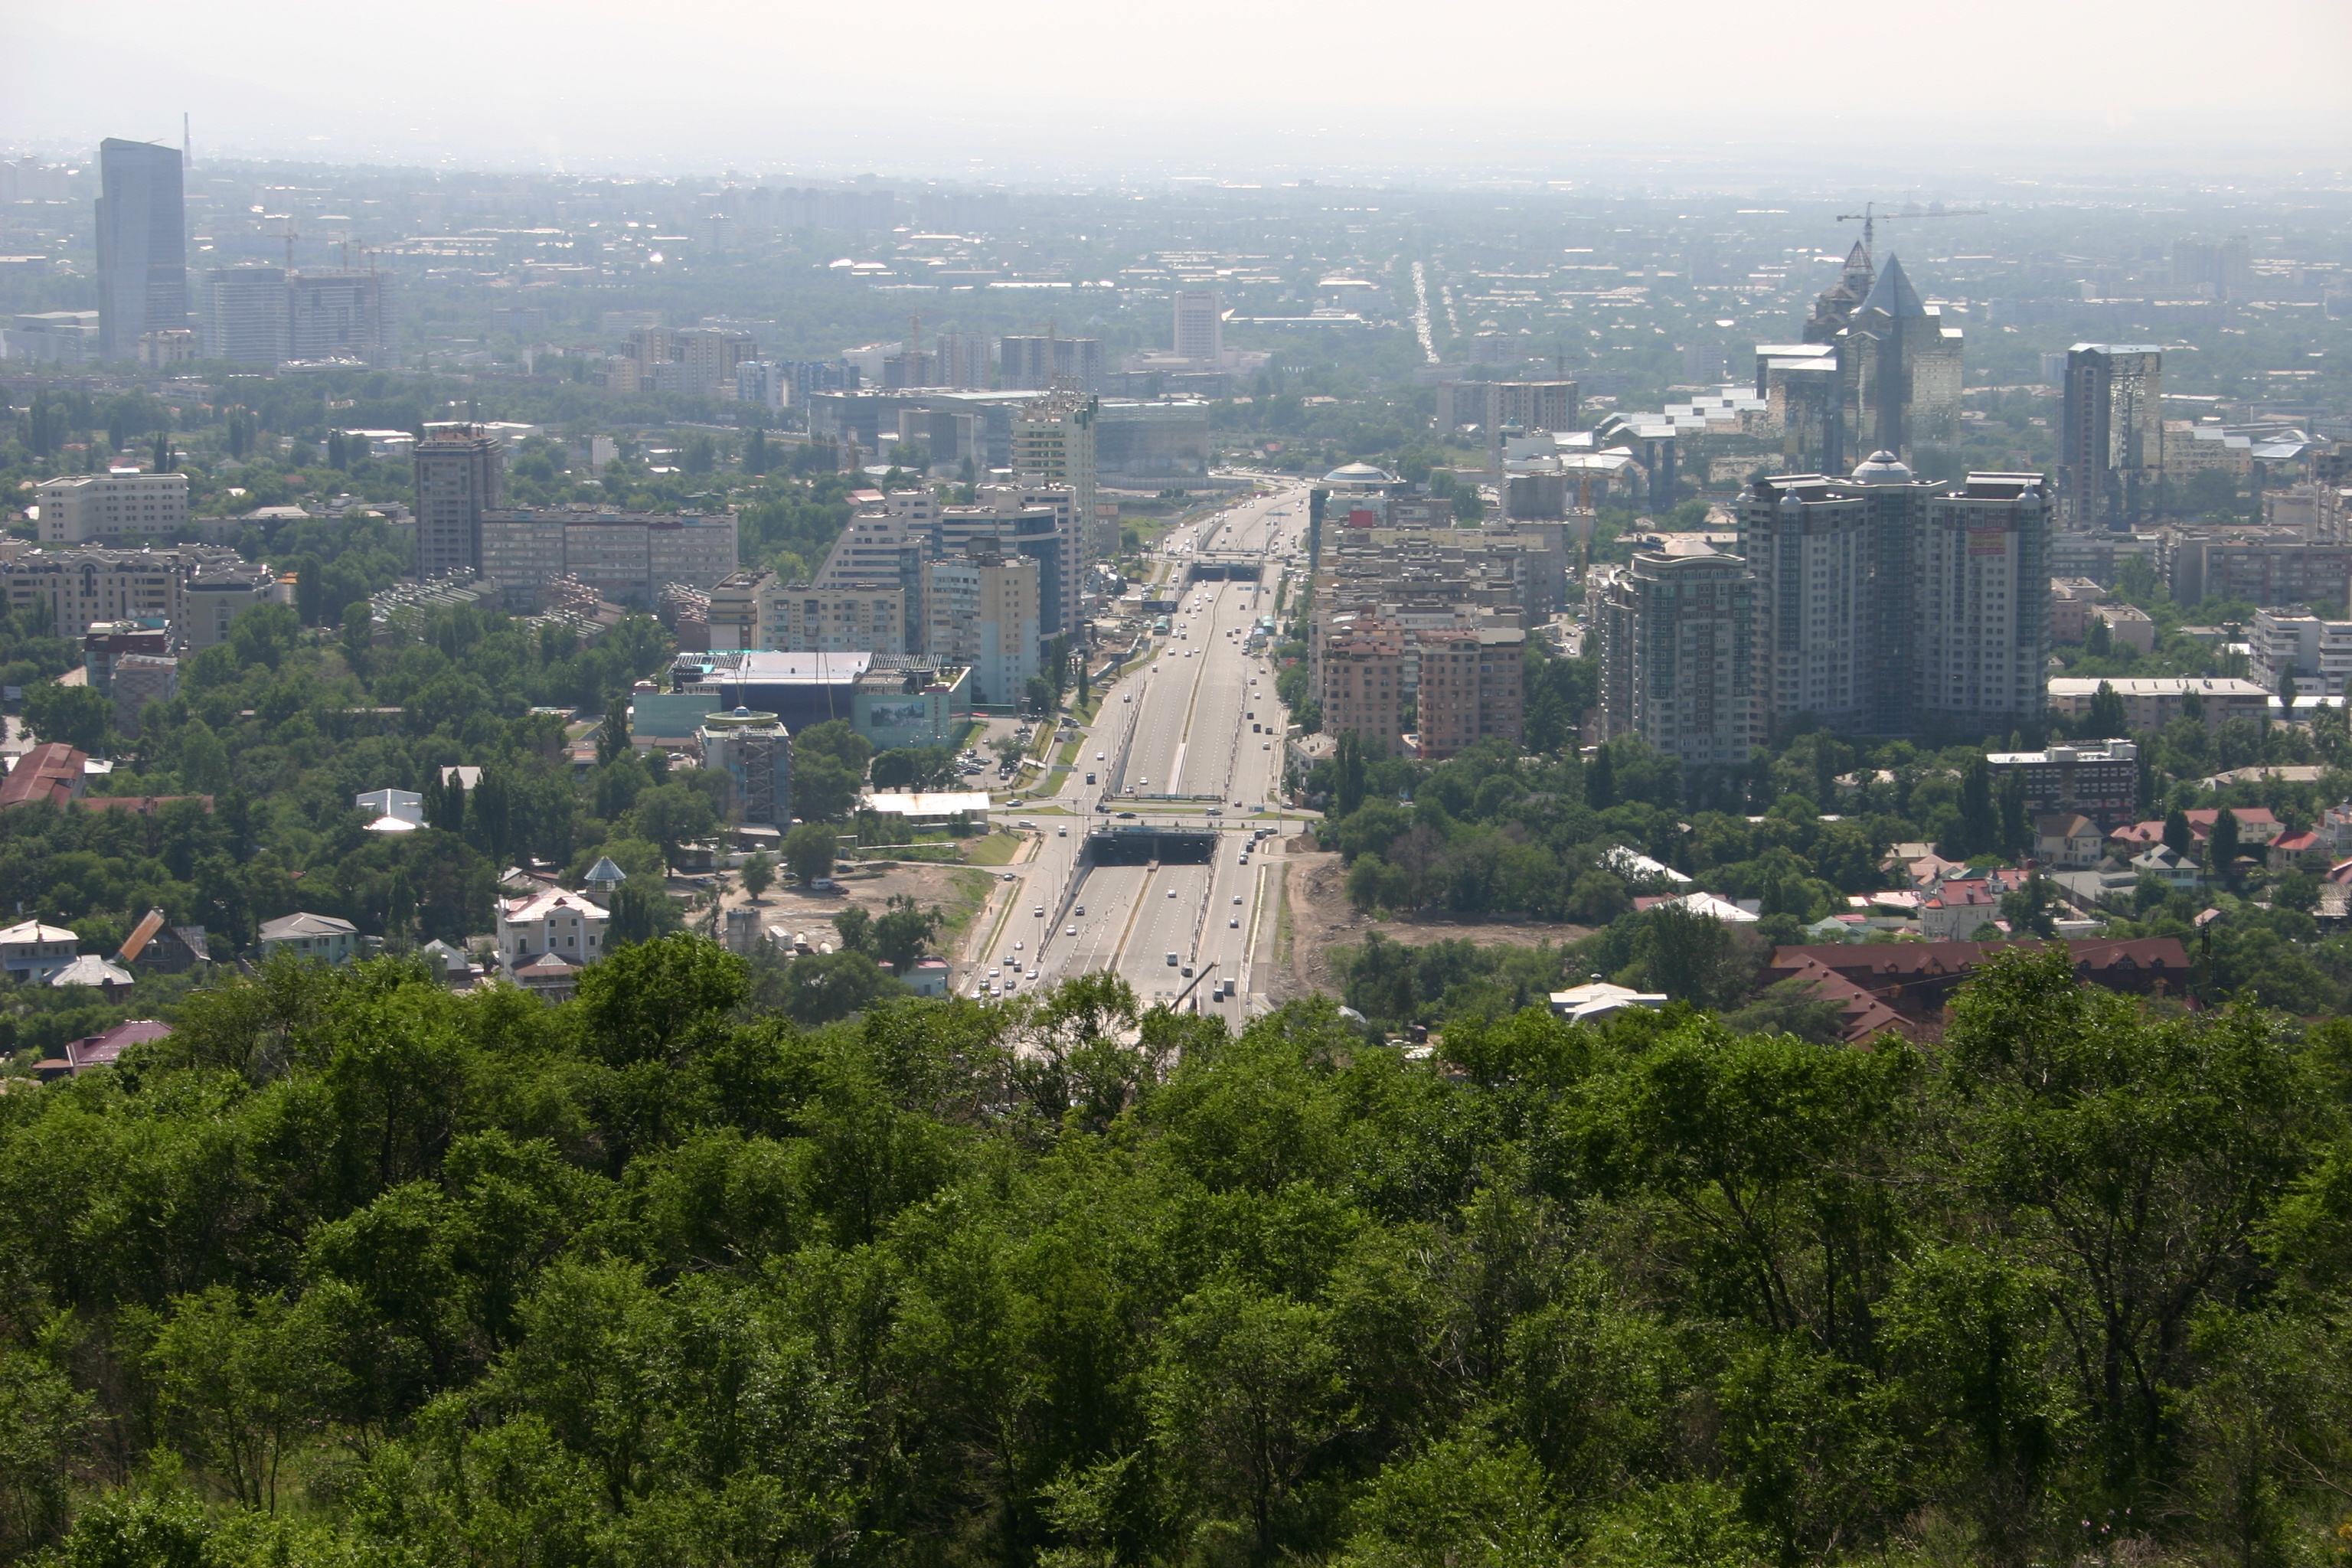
1172;289;1223;364
2250;605;2352;695
35;472;189;544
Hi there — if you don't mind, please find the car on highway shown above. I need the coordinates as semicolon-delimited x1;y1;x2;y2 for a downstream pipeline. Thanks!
1066;925;1077;936
1074;904;1085;915
1034;906;1044;916
1096;751;1106;760
1058;825;1067;836
1234;895;1244;904
1230;917;1240;928
1166;952;1179;965
1167;887;1177;897
1116;811;1135;818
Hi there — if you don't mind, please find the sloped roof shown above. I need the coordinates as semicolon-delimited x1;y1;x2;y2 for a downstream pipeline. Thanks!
1858;255;1926;318
51;954;132;988
65;1019;170;1071
259;911;358;941
0;743;87;810
0;920;77;946
502;890;609;924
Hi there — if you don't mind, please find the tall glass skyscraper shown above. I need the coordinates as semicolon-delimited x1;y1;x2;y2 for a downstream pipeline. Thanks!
95;138;187;362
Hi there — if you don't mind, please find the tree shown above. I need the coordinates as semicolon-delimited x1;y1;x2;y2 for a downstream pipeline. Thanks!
1024;675;1058;717
1587;740;1616;809
1937;946;2313;1509
871;746;956;792
2164;807;2195;860
596;691;632;768
2276;661;2301;724
2086;680;2128;739
633;781;718;871
1999;871;2059;938
739;852;774;903
1995;768;2030;859
793;753;862;822
604;880;667;948
572;933;747;1067
871;893;942;972
2210;804;2243;877
1334;730;1368;817
794;718;872;775
776;949;904;1025
22;681;110;755
148;1287;337;1511
1152;1282;1348;1560
340;600;374;679
831;903;873;953
784;822;838;887
1957;755;1998;858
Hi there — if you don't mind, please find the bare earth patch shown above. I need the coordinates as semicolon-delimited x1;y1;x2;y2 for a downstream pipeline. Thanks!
1278;851;1595;999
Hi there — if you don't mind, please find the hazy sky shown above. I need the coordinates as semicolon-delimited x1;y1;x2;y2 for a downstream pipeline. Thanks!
8;1;2352;184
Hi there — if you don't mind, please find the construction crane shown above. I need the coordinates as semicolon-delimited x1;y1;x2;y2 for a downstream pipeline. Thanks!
1834;201;1985;261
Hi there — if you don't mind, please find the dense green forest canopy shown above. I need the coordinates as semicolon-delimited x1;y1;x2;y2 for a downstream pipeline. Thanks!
0;941;2348;1568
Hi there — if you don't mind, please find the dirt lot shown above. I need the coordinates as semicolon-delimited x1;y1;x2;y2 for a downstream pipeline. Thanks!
1275;851;1595;1001
698;857;995;952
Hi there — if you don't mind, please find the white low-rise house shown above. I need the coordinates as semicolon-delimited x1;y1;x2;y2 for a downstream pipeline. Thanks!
0;920;80;982
497;890;608;971
259;912;361;965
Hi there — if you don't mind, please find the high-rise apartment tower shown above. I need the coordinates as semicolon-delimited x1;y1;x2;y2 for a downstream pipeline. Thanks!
2058;345;2163;533
413;425;505;578
95;139;187;362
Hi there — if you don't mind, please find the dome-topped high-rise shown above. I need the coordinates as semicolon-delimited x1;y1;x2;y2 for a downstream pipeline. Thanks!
1851;450;1915;485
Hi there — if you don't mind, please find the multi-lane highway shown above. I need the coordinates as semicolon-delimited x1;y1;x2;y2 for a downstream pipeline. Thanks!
972;478;1312;1019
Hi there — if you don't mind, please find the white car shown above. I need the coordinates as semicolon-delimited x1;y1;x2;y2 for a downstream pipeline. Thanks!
1230;917;1240;928
1233;895;1244;904
1168;887;1177;897
1066;925;1078;936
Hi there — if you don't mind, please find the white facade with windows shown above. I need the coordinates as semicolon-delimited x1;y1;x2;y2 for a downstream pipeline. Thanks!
496;890;608;970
